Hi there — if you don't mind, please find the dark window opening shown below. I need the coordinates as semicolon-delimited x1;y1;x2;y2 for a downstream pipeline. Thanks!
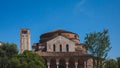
74;35;77;38
66;44;69;52
22;31;27;34
53;44;56;52
60;44;62;52
58;32;61;35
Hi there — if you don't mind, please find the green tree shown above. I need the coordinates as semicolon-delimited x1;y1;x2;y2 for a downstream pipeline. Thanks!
104;59;118;68
84;29;111;68
117;57;120;68
0;43;18;68
10;50;46;68
10;57;21;68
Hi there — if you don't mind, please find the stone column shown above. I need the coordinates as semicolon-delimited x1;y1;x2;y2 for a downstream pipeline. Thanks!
46;58;51;68
56;63;59;68
47;61;50;68
56;59;59;68
75;62;78;68
66;62;69;68
65;58;69;68
84;60;87;68
75;58;78;68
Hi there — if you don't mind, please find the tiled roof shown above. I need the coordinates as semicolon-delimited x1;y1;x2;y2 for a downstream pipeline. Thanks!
41;29;78;36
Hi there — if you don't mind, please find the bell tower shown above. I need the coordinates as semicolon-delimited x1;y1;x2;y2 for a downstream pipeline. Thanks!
20;28;30;53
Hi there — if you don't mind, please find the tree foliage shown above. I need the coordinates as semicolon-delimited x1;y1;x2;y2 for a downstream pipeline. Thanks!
104;59;118;68
0;43;46;68
0;43;18;68
117;57;120;68
9;50;46;68
84;29;111;68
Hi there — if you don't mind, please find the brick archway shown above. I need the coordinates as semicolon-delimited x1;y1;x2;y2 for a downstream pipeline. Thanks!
69;58;75;68
59;58;66;68
78;58;84;68
50;58;56;68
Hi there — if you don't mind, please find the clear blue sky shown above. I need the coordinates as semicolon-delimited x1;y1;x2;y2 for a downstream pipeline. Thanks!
0;0;120;59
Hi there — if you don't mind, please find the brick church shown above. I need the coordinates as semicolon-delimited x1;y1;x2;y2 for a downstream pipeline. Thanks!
20;29;94;68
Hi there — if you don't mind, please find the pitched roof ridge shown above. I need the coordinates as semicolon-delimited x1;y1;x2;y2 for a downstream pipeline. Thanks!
41;29;77;36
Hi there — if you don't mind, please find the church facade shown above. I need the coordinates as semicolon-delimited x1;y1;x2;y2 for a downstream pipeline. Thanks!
32;29;94;68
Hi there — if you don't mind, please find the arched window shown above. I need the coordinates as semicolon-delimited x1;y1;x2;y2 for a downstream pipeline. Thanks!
53;44;56;52
60;44;62;52
74;35;77;39
66;44;69;52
